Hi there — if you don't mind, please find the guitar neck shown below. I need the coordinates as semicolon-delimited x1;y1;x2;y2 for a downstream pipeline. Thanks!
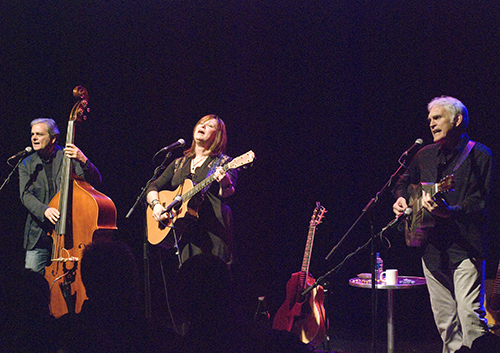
56;120;75;236
428;175;454;201
181;163;230;202
431;183;441;199
300;225;316;288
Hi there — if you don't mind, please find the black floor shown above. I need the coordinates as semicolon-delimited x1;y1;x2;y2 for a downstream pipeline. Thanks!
314;335;443;353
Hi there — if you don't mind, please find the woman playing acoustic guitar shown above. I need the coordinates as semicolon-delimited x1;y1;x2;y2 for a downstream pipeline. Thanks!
146;114;237;267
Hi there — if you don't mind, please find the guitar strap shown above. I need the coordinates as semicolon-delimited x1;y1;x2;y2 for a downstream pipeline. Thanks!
452;140;476;173
174;154;229;195
201;154;229;195
174;156;188;173
405;140;476;248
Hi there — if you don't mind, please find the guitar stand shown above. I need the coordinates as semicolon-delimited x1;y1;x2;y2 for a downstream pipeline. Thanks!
305;218;404;353
304;225;380;353
317;281;332;353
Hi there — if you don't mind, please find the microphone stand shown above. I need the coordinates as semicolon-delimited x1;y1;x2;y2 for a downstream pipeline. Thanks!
321;153;411;353
0;157;24;193
125;151;174;320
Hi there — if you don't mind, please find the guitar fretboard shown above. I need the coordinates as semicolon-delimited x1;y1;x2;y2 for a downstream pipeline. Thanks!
181;163;230;202
298;204;326;290
300;225;316;288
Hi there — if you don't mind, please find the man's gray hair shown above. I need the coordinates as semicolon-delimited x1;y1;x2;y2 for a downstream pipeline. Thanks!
428;96;469;130
30;118;60;139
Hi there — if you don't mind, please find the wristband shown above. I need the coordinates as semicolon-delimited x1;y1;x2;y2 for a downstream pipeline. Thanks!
150;199;160;210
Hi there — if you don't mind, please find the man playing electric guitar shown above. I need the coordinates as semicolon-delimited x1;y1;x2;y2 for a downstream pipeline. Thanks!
393;96;498;352
146;115;237;267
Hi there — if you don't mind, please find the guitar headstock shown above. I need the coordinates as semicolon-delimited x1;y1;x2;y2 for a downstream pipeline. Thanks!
437;174;455;194
227;150;255;170
310;202;327;227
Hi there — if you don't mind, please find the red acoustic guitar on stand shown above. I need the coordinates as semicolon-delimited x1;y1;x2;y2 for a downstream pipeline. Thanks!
272;202;328;346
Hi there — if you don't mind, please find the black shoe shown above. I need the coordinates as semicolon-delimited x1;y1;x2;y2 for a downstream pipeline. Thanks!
470;332;500;353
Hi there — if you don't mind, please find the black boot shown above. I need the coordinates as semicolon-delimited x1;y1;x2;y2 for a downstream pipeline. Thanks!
470;333;500;352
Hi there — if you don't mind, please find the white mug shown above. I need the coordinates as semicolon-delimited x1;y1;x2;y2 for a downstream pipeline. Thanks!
381;269;398;285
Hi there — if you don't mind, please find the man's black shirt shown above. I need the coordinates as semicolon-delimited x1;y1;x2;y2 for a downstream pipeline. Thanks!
394;134;493;271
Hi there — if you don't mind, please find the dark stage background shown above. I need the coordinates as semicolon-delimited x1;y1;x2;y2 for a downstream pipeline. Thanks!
2;0;500;347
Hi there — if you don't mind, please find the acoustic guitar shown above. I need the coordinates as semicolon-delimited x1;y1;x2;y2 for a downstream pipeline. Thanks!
146;150;255;247
404;175;455;247
272;202;327;346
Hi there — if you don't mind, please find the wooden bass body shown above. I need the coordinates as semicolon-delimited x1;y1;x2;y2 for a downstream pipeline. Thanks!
45;179;117;318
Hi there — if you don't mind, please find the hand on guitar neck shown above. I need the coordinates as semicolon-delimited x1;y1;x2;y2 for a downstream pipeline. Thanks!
421;190;452;219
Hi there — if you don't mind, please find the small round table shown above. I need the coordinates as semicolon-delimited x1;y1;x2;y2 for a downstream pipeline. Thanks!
349;276;427;353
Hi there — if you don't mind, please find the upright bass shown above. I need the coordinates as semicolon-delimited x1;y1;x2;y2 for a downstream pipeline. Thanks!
44;86;117;318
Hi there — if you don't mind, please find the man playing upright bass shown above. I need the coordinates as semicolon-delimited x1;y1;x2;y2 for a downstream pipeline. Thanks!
19;118;101;275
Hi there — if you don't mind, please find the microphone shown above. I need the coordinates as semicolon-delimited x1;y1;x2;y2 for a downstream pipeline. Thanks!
7;147;33;162
382;208;412;232
399;138;424;163
157;139;186;153
161;195;183;215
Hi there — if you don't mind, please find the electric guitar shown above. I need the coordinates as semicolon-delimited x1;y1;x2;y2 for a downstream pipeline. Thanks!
146;150;255;247
404;175;455;247
272;202;328;346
